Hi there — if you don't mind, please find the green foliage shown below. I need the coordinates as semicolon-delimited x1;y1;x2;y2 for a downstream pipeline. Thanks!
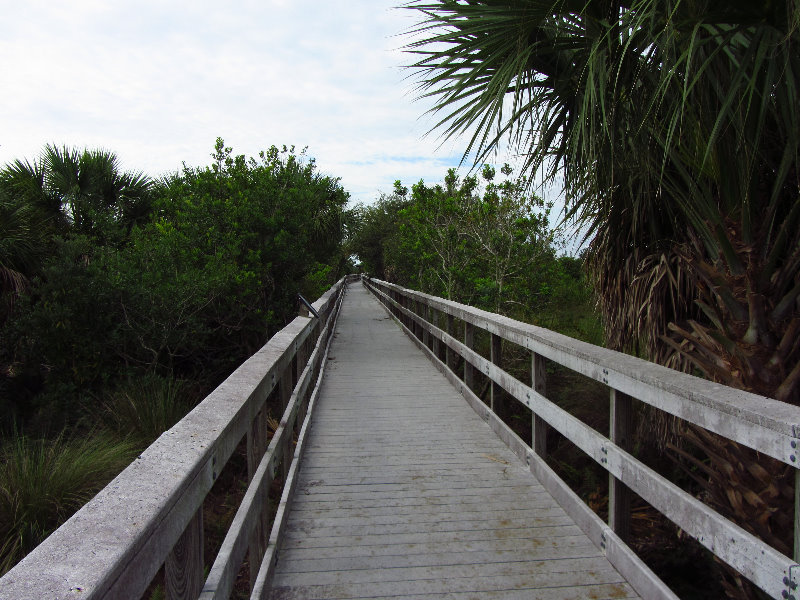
0;145;152;246
0;430;137;575
1;139;353;432
352;166;578;324
0;190;47;318
99;375;196;447
404;1;800;397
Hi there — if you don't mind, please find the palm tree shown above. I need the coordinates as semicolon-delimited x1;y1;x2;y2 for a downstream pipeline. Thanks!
0;191;45;318
404;1;800;596
1;145;152;245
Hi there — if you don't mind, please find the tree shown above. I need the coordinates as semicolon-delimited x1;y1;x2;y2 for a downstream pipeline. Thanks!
0;191;46;318
1;145;152;245
354;165;556;316
1;139;353;431
405;1;800;596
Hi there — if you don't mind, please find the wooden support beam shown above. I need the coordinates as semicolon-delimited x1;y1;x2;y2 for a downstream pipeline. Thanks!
446;314;454;370
531;352;548;458
247;408;269;591
279;369;292;481
464;322;475;392
795;468;800;562
609;389;633;542
166;507;203;600
490;333;502;412
423;304;431;349
297;338;310;426
431;309;440;358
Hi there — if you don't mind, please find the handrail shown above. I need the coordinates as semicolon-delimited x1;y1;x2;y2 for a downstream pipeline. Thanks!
0;275;356;600
363;276;800;600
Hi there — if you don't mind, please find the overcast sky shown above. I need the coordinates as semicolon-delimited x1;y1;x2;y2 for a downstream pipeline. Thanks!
1;0;581;250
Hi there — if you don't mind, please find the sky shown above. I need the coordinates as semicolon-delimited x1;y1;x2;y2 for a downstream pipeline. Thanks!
0;0;580;250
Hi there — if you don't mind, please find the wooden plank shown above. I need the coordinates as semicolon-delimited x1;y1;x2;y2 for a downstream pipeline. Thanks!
248;286;346;600
446;314;455;369
362;281;671;600
166;507;203;600
796;468;800;562
372;281;792;598
272;554;614;585
532;351;548;458
609;389;633;543
432;308;440;357
282;520;583;542
369;279;799;463
464;322;475;391
246;406;268;590
490;332;502;412
269;282;643;600
269;585;638;600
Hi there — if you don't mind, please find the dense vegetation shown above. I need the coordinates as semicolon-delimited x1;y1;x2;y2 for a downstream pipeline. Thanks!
0;139;353;573
3;4;797;596
0;131;586;577
350;165;595;334
405;1;800;597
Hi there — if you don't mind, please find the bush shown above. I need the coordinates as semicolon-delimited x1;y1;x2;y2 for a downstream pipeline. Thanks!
99;375;196;446
0;430;137;575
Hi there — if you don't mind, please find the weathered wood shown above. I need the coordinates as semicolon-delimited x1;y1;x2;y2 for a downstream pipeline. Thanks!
490;333;502;412
609;389;633;543
166;507;203;600
200;292;346;600
796;468;800;562
464;322;475;392
446;314;455;369
363;277;798;599
296;333;310;426
269;282;645;599
367;278;799;465
200;286;345;600
354;284;656;599
431;309;440;358
247;407;269;590
278;369;292;481
531;352;547;458
0;278;348;600
251;299;343;600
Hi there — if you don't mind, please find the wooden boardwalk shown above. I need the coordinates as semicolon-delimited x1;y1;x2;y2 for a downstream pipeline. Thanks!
268;282;640;599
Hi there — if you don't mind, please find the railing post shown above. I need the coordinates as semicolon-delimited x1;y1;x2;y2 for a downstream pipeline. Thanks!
431;309;439;357
423;303;431;349
247;407;269;590
279;366;292;481
531;352;548;458
795;468;800;562
166;507;203;600
296;337;310;426
490;333;502;412
414;300;425;341
464;322;475;391
609;389;633;542
446;314;454;370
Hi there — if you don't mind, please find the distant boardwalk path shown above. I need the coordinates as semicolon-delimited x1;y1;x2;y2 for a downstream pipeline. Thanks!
268;282;639;599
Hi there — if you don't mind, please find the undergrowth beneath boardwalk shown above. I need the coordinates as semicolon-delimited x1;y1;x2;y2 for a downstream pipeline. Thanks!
498;360;724;599
144;411;290;600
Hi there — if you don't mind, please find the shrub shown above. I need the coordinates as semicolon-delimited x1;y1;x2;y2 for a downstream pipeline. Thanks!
0;430;137;575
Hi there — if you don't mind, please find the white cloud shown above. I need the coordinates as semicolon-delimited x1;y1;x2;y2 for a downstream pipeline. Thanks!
0;0;571;219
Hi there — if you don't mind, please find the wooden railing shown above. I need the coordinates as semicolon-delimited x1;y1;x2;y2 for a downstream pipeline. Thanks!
0;275;356;600
364;276;800;600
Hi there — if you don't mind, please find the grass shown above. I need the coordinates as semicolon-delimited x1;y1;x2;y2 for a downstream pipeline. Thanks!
99;375;196;446
0;430;137;575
